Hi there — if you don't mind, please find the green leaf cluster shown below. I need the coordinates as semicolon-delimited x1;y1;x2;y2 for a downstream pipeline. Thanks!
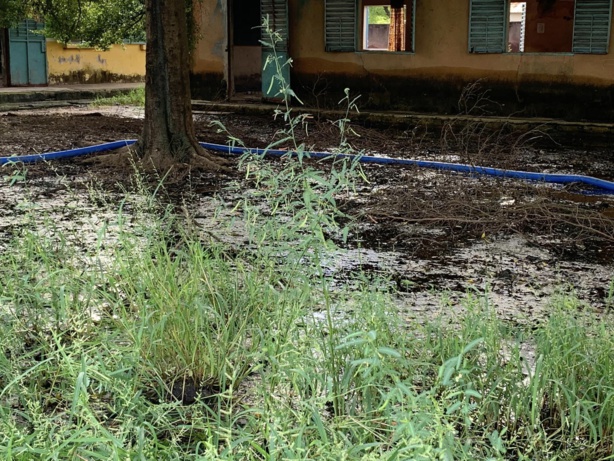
2;0;202;51
1;0;146;49
366;6;391;25
0;0;28;28
30;0;146;49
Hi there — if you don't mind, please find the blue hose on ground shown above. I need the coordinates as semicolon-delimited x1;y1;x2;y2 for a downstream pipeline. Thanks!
199;142;614;193
1;139;613;193
0;140;136;165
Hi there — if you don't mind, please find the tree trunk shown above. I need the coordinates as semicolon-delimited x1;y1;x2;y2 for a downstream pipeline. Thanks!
138;0;223;172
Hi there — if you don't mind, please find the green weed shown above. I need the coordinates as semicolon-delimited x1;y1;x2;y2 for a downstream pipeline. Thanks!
1;161;28;185
91;87;145;107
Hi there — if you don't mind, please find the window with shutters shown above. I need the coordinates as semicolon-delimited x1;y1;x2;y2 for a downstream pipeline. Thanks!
325;0;357;51
325;0;415;52
261;0;288;51
469;0;612;54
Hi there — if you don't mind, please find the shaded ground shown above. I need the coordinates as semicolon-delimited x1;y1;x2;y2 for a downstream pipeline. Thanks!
1;106;613;322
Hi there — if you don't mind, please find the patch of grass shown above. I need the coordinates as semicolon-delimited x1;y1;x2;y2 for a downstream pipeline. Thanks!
1;205;613;459
91;87;145;107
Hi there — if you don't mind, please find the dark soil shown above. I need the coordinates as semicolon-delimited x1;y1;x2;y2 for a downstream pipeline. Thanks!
1;107;613;320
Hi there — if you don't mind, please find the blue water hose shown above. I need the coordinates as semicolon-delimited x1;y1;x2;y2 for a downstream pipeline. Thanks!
0;140;137;165
1;139;614;193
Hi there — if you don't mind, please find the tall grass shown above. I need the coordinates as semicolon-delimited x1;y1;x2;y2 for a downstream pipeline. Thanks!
91;87;145;107
0;22;613;461
1;209;612;459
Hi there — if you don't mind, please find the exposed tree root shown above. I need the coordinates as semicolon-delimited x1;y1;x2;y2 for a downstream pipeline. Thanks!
80;145;140;171
81;143;234;182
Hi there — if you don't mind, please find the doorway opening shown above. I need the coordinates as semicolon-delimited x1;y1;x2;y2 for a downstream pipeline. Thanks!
230;0;262;99
228;0;289;102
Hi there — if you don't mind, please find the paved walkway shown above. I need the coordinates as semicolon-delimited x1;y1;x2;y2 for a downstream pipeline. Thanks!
0;83;143;107
192;100;614;148
0;82;143;94
1;83;612;147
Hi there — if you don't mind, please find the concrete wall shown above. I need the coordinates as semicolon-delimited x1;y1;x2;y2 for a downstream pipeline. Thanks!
233;46;261;91
191;0;614;121
46;41;145;84
191;0;227;99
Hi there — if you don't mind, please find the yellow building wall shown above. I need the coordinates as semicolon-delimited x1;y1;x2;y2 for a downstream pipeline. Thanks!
192;0;226;75
191;0;614;119
190;0;228;99
288;0;614;88
47;41;145;84
287;0;614;119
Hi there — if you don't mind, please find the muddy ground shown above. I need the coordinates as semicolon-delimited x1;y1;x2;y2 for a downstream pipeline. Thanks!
1;106;613;323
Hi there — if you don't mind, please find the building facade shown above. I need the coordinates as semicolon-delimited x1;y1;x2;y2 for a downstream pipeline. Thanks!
191;0;614;121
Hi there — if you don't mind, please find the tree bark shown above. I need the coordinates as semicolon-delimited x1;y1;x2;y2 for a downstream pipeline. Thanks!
138;0;224;172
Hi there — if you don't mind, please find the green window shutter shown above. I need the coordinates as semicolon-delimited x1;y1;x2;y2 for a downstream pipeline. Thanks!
573;0;612;54
468;0;507;53
261;0;289;51
325;0;356;51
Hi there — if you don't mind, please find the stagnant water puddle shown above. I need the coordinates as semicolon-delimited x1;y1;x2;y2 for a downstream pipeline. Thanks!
190;181;614;325
1;106;613;327
2;165;613;329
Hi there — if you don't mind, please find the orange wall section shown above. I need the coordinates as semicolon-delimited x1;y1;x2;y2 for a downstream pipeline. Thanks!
47;41;145;83
190;0;228;99
191;0;226;76
190;0;614;86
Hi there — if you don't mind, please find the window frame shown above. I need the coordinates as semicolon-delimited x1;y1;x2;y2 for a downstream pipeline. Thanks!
468;0;509;53
261;0;289;51
324;0;416;53
360;0;415;53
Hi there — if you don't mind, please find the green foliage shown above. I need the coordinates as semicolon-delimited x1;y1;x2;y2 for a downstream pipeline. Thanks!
366;6;391;25
0;0;145;48
1;161;28;185
30;0;145;48
1;195;613;459
3;0;200;50
0;0;27;28
91;87;145;107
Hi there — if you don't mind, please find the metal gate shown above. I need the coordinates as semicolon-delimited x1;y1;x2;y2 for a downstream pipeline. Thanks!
8;19;47;86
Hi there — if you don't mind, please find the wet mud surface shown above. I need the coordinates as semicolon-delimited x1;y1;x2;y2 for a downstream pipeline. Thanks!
1;106;613;322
